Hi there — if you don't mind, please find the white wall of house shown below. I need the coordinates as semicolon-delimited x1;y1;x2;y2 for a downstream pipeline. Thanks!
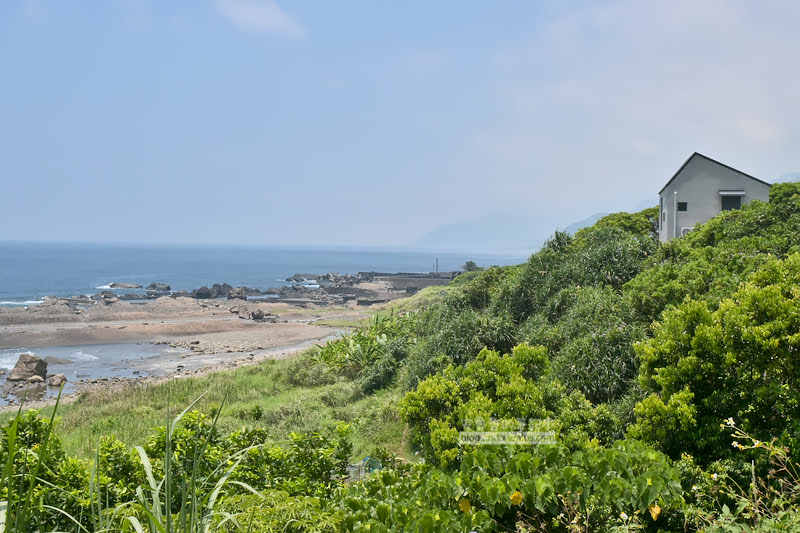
658;154;770;242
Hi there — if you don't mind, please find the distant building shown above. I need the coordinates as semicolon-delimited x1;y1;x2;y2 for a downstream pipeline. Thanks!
658;152;770;242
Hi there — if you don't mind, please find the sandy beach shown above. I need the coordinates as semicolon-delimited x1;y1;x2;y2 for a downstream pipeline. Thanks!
0;295;374;409
0;297;355;349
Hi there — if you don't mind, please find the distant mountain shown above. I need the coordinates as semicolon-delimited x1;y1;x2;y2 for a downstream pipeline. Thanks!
412;204;653;255
562;212;608;235
411;214;550;255
775;173;800;183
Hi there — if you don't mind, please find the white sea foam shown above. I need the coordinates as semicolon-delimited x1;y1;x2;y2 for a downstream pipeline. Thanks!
70;350;100;362
96;283;113;289
0;300;43;306
0;349;33;370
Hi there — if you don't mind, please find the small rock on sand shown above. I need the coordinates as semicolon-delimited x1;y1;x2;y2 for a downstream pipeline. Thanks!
44;356;74;365
47;374;67;387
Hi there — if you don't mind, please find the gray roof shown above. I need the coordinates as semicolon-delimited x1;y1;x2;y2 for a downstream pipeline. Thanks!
659;152;771;194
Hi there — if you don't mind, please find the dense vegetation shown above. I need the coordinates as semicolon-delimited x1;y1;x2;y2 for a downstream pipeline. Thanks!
4;183;800;531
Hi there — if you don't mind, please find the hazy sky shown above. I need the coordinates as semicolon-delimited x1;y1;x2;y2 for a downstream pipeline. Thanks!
3;1;800;248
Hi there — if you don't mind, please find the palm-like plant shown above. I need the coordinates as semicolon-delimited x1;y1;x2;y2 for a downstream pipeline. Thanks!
115;392;261;533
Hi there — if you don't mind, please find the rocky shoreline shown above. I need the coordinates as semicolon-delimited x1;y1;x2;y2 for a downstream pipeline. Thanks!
0;334;338;412
0;269;459;410
66;270;458;308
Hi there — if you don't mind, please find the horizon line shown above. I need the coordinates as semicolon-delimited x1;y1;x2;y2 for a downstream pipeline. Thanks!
0;239;532;257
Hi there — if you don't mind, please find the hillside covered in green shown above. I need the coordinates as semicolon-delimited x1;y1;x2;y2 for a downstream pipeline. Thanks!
4;183;800;532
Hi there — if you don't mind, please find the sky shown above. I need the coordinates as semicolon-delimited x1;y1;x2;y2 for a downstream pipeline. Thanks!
2;0;800;250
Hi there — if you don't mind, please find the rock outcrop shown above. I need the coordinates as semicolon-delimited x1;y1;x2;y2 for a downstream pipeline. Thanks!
6;353;47;382
193;286;214;299
109;282;142;289
121;293;151;300
147;282;171;292
190;283;263;299
285;274;318;283
91;291;120;305
228;286;248;300
212;283;234;297
43;356;73;365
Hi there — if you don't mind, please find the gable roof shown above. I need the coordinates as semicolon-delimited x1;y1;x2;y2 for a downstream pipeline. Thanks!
659;152;771;194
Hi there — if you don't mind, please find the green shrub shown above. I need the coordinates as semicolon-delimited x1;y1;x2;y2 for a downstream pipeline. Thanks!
541;286;646;404
0;404;82;532
769;181;800;205
403;302;518;389
400;344;621;467
314;314;415;390
221;490;341;532
631;253;800;463
493;225;654;324
456;265;518;311
588;206;659;242
339;439;682;532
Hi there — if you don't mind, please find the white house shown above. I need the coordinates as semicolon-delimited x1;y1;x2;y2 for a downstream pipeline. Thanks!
658;152;770;242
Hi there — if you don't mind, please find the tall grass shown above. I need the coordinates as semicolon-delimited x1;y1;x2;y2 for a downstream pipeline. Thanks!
3;354;408;462
113;393;260;533
0;349;408;531
3;389;271;533
0;389;62;533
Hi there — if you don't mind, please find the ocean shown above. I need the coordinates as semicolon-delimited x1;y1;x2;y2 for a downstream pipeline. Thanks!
0;242;529;306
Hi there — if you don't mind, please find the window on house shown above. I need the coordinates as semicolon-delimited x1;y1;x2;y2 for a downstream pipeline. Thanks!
721;196;742;211
677;202;687;211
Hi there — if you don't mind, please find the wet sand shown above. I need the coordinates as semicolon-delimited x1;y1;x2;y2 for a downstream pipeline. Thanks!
0;296;369;349
0;296;372;410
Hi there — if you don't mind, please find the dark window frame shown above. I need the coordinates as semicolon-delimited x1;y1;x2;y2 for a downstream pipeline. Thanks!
677;202;688;212
721;195;742;211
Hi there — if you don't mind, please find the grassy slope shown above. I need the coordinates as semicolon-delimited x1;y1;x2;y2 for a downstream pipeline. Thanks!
0;278;490;462
11;354;407;462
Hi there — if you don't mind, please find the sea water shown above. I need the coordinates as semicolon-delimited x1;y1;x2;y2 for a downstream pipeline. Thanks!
0;242;528;305
0;343;194;403
0;343;188;380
